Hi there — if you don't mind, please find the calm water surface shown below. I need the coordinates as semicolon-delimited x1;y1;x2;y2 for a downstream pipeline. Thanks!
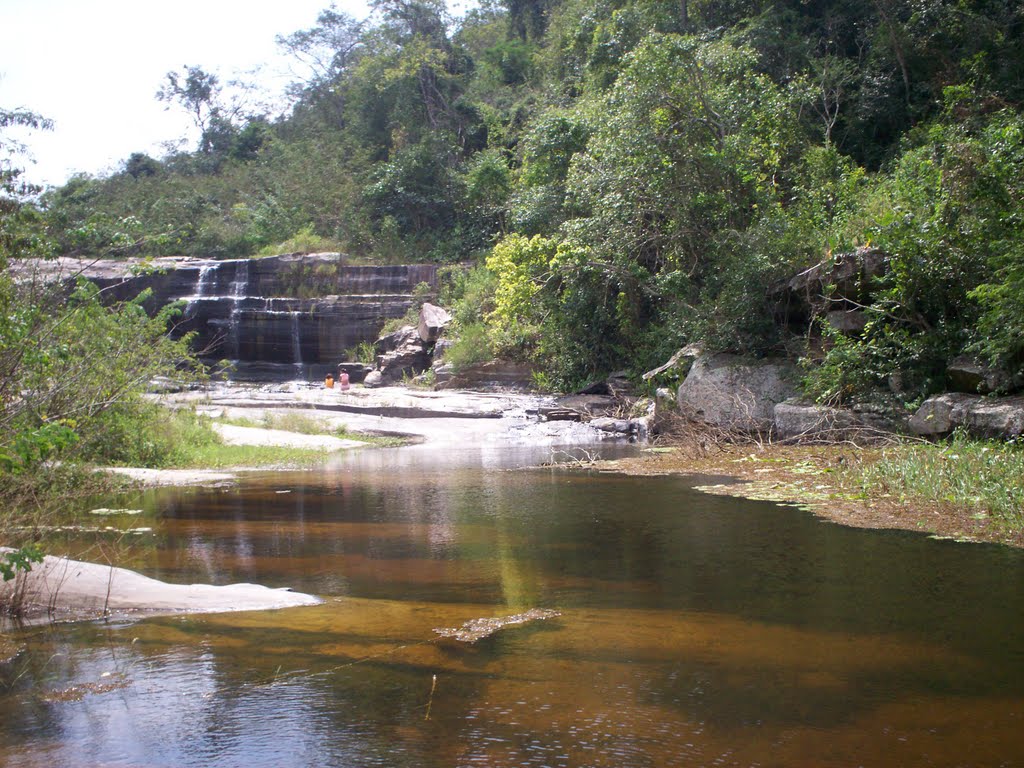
1;443;1023;767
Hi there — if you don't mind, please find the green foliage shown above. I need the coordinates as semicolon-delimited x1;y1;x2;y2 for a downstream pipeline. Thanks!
347;340;378;364
256;224;343;257
485;233;555;355
442;320;493;369
806;106;1024;401
963;113;1024;376
25;0;1024;399
0;423;78;475
76;404;218;468
850;432;1024;528
0;545;43;583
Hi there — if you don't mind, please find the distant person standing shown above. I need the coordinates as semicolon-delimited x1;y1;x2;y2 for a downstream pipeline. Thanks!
339;371;350;391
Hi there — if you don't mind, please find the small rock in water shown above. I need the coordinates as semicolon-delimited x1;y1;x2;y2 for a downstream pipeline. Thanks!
89;508;143;516
433;608;562;643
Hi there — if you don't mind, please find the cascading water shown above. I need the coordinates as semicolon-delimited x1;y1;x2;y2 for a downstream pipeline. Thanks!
82;253;438;381
228;259;250;363
183;263;216;320
290;310;304;379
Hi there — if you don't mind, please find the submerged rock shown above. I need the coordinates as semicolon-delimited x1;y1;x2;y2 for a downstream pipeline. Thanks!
433;608;562;643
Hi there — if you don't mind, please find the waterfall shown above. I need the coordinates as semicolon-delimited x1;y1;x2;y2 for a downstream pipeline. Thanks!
99;254;439;381
184;263;216;320
228;260;251;362
290;311;304;379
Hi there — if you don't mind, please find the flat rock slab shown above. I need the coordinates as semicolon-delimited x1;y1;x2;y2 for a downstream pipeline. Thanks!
211;422;366;450
105;468;238;487
0;553;321;619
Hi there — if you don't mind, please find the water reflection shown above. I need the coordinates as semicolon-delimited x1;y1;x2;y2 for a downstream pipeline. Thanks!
2;444;1023;766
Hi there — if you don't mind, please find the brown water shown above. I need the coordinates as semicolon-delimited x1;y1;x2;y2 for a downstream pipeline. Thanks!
2;444;1024;767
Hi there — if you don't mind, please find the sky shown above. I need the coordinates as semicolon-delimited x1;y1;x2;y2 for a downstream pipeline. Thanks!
0;0;371;189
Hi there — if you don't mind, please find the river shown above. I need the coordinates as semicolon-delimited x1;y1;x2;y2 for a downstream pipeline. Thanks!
1;443;1023;767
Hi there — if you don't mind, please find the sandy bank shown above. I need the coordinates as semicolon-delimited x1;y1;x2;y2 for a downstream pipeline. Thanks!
105;467;239;487
0;552;321;620
210;421;367;450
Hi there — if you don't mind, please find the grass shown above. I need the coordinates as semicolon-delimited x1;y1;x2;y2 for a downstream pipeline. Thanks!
169;442;335;469
844;432;1024;528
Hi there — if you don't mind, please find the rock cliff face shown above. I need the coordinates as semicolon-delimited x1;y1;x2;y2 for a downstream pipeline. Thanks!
60;253;437;380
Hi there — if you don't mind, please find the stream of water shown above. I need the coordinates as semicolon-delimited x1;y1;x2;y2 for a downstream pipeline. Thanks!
1;444;1023;767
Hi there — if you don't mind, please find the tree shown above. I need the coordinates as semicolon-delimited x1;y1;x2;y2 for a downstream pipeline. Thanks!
157;65;222;140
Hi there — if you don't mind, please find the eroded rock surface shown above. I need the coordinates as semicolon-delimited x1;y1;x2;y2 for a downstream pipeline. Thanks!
677;354;799;431
0;552;320;619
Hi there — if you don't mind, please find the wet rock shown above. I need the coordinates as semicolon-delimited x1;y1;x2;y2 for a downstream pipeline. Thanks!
577;371;634;397
418;302;451;344
555;394;620;416
589;417;634;434
539;407;584;422
35;255;440;381
677;354;799;431
433;609;562;643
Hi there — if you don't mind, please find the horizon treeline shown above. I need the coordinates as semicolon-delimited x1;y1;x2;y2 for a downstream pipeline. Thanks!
31;0;1024;394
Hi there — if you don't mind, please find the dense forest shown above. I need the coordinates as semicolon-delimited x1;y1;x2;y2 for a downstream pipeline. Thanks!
7;0;1024;399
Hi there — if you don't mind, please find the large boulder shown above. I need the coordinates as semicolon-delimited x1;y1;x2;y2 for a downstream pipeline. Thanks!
374;325;420;355
777;247;887;332
418;302;452;344
962;397;1024;437
909;393;1024;438
908;393;977;436
787;247;887;305
773;401;860;440
770;400;902;441
677;354;799;431
946;356;1021;395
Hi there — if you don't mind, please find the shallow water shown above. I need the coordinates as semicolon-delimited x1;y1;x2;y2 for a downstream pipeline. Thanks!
2;444;1023;767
